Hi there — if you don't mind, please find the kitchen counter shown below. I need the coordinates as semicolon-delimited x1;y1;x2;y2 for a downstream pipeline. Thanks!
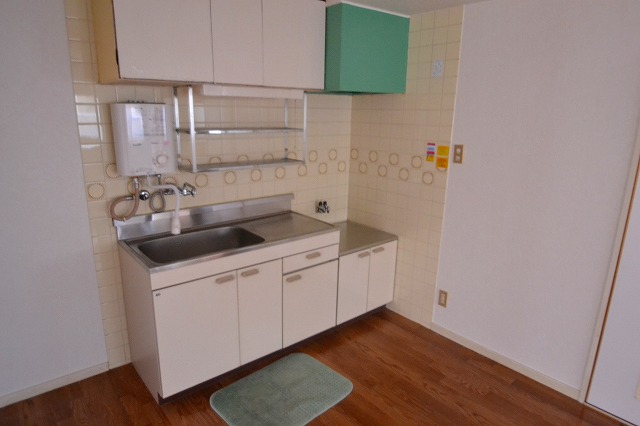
335;221;398;256
114;194;338;272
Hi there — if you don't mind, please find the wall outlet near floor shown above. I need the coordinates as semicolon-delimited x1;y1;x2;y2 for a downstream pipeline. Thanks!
438;290;448;307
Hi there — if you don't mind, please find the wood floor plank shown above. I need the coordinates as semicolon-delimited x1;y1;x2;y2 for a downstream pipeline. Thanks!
0;309;625;426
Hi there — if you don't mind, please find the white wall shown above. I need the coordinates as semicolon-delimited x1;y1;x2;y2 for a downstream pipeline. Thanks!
0;1;107;406
434;0;640;395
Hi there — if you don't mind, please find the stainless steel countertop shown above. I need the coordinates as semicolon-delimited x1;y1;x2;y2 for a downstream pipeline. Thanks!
120;211;338;272
335;221;398;255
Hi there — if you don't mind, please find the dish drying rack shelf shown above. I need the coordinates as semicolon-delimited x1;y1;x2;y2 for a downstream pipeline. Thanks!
173;85;307;173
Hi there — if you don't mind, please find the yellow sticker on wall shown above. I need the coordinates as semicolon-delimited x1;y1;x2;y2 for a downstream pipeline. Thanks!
437;145;450;157
436;157;449;171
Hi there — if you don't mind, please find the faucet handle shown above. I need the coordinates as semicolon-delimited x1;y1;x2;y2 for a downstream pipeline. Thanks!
180;182;197;197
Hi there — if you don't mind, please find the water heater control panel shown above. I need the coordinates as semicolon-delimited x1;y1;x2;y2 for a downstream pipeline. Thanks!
111;103;177;177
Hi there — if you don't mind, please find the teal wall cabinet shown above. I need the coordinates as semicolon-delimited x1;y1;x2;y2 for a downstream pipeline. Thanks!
325;3;409;94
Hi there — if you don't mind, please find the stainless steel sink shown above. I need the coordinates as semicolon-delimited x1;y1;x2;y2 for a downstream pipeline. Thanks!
135;226;265;264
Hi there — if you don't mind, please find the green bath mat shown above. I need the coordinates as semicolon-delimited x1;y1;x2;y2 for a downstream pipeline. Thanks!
209;353;353;426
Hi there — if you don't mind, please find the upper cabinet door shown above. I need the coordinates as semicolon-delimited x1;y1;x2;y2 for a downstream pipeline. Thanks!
262;0;326;89
324;4;409;93
112;0;214;82
211;0;263;86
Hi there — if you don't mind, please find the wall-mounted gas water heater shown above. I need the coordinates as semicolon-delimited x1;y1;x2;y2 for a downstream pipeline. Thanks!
111;102;177;176
109;103;183;234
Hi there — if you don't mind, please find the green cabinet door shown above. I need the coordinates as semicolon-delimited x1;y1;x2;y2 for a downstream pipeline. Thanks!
325;3;409;94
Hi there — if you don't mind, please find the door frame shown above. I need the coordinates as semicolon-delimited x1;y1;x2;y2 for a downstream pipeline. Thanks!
580;118;640;402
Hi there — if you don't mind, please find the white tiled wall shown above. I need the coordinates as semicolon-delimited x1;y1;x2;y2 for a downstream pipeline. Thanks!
64;0;351;368
348;7;462;327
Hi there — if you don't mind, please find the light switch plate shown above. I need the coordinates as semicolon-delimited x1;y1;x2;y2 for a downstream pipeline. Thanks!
438;290;448;307
453;144;464;164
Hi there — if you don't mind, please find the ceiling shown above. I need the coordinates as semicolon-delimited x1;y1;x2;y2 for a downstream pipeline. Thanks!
329;0;488;16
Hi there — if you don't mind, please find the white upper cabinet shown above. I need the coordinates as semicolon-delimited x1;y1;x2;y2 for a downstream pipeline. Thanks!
95;0;214;83
211;0;263;85
262;0;326;89
93;0;325;89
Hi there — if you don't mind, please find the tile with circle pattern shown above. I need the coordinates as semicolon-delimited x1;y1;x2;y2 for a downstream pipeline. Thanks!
195;174;208;187
224;171;236;184
399;168;409;181
87;183;105;200
422;172;434;185
106;163;119;179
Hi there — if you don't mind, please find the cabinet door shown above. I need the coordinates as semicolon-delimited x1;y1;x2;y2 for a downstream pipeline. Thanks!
211;0;263;85
325;4;409;93
367;241;398;310
153;271;239;398
262;0;326;89
283;260;338;347
237;260;282;365
112;0;213;82
337;250;370;324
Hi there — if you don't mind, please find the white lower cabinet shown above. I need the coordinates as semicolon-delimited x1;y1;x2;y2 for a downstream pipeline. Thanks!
283;260;339;347
367;240;398;310
337;240;398;325
336;250;370;325
237;259;282;364
121;229;342;401
153;271;240;398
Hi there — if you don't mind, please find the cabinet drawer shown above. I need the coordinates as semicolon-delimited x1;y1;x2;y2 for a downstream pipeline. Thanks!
282;244;339;274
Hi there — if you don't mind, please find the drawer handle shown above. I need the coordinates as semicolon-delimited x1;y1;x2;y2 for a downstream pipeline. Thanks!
372;247;385;254
240;268;260;278
358;251;370;258
215;274;235;284
286;274;302;283
305;252;322;260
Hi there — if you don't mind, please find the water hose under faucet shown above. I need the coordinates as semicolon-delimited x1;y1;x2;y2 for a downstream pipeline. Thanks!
109;177;140;221
146;175;181;235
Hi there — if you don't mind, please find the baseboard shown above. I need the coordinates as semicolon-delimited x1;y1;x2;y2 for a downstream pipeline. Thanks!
430;323;581;400
0;362;109;408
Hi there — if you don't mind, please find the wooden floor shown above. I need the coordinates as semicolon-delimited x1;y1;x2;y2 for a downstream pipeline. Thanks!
0;309;622;426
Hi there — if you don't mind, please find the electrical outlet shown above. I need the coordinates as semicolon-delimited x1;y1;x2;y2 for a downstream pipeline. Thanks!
453;145;464;164
438;290;448;307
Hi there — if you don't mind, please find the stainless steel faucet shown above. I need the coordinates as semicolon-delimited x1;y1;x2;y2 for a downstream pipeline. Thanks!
179;182;197;197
